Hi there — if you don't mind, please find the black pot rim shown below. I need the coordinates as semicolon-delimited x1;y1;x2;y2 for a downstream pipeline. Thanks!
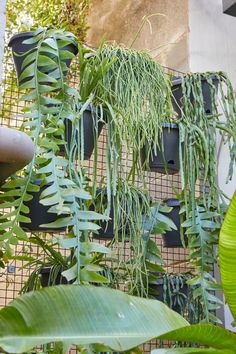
163;198;180;207
9;32;35;47
9;31;78;53
172;74;219;88
149;275;187;286
162;122;178;129
39;267;53;274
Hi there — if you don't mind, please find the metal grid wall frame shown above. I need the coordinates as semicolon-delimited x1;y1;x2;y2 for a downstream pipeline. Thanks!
0;32;189;352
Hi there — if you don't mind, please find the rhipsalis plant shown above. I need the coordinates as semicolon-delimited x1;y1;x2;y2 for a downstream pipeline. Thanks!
178;72;236;213
174;72;236;323
96;44;174;180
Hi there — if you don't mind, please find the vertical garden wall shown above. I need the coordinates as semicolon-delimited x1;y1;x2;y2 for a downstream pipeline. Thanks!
0;31;191;352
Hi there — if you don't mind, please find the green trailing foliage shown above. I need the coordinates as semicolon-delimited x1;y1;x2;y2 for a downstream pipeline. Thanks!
81;44;176;296
2;198;236;354
96;44;173;166
92;182;176;297
175;72;236;323
20;235;113;292
181;199;222;323
0;29;111;287
178;73;236;214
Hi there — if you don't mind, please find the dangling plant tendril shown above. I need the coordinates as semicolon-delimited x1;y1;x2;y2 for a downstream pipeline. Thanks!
176;72;236;323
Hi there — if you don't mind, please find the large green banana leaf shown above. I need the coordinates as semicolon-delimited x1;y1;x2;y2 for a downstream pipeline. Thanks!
219;191;236;322
0;285;188;353
157;323;236;352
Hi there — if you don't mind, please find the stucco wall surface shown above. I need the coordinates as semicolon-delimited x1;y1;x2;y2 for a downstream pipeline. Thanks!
87;0;189;72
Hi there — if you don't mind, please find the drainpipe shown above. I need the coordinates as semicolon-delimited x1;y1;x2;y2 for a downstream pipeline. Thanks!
0;0;6;104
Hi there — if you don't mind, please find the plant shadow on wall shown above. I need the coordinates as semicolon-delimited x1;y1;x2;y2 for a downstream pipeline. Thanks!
0;192;236;353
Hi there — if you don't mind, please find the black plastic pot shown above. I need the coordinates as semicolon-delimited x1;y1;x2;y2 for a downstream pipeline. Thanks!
141;123;180;174
172;75;219;117
93;202;116;240
40;267;69;287
149;276;189;314
19;181;66;232
92;191;131;240
8;32;78;85
60;106;104;160
162;199;186;248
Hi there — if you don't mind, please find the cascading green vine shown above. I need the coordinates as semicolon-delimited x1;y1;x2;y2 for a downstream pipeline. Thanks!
182;200;222;323
81;44;176;296
178;72;236;213
95;44;174;171
176;72;236;323
0;29;111;286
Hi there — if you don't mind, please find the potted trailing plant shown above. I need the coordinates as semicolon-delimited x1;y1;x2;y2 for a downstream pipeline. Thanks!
141;122;180;174
0;189;236;353
93;44;174;188
170;72;236;323
0;28;112;286
8;28;78;86
148;272;190;315
20;235;114;292
172;73;219;117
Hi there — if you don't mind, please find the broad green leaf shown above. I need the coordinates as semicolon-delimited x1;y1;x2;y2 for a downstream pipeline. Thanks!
158;324;236;351
0;285;188;353
41;216;73;228
77;210;109;221
37;55;57;67
219;191;236;322
80;269;109;283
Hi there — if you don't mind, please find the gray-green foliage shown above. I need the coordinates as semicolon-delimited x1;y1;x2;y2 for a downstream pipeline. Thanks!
176;72;236;323
77;43;176;297
178;72;236;212
182;202;222;324
96;44;173;163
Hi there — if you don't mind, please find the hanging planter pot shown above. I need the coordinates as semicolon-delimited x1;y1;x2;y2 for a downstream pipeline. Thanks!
8;31;78;85
19;180;66;233
141;123;180;174
161;199;186;248
149;274;189;314
40;267;69;287
92;199;126;240
60;105;104;160
172;75;219;117
92;190;131;240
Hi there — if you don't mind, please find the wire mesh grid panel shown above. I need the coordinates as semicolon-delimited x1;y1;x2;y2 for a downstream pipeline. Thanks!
0;32;190;352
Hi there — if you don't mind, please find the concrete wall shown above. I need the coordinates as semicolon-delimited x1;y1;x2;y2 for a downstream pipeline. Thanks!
87;0;190;72
0;0;6;103
189;0;236;330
